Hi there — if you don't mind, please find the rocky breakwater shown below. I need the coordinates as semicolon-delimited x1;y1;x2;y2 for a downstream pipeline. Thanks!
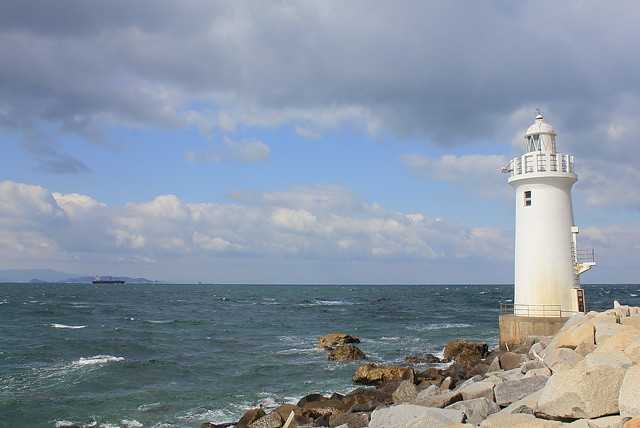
203;302;640;428
368;300;640;428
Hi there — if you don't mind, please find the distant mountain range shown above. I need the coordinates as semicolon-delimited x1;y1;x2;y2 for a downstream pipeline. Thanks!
0;269;158;284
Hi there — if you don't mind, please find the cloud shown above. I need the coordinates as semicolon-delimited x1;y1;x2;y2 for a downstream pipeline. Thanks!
398;152;511;200
3;1;639;185
0;180;513;276
186;137;271;163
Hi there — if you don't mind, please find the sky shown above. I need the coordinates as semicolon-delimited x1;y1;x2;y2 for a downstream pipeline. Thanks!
1;1;639;284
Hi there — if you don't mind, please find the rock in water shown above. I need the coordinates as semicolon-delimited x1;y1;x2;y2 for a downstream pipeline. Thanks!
318;333;360;350
328;344;367;361
405;352;441;364
443;340;488;365
352;363;415;385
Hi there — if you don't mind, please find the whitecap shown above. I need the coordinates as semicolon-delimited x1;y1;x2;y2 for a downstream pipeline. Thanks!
177;408;233;423
257;396;279;411
145;319;174;324
52;323;87;329
275;347;322;356
407;323;471;331
138;402;170;413
74;355;125;366
379;336;400;341
54;421;78;428
121;420;143;428
312;299;353;306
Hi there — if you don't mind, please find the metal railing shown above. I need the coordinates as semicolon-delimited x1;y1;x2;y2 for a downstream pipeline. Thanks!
505;153;575;177
500;302;597;317
576;248;595;264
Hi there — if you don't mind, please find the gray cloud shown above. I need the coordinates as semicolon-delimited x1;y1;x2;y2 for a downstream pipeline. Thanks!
1;0;639;184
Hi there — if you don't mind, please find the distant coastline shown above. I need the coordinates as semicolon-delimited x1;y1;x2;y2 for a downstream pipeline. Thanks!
0;268;159;284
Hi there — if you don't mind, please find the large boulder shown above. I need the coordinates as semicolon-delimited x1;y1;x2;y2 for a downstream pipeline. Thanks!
392;380;419;404
537;363;626;419
479;412;542;428
318;333;360;349
619;364;640;418
593;329;640;354
328;344;367;361
328;412;369;428
413;390;462;408
498;352;528;370
443;340;488;365
352;363;415;385
405;352;441;364
249;412;283;428
369;403;464;428
552;322;595;350
237;409;267;427
493;375;548;408
446;397;500;425
457;379;498;401
542;347;584;373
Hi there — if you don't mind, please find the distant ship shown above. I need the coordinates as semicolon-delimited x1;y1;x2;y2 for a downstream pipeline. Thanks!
92;275;126;284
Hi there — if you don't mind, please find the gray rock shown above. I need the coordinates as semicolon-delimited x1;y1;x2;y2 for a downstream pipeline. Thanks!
479;413;540;428
457;379;497;401
490;389;543;419
538;363;626;419
416;384;440;399
520;359;546;374
492;367;525;381
543;347;584;372
619;364;640;418
369;403;464;428
392;380;419;404
446;397;500;423
523;367;551;378
413;390;462;408
487;356;501;373
583;350;632;368
493;375;548;407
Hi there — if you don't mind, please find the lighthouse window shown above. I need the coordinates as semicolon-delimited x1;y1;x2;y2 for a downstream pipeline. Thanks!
524;191;532;206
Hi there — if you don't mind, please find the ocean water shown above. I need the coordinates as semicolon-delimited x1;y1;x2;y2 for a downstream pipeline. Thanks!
1;283;638;428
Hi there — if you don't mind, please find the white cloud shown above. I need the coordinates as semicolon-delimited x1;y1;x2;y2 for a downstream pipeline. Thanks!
0;180;515;279
186;137;271;164
398;152;511;200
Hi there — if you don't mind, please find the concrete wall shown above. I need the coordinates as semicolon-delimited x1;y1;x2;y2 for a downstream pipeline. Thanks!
499;314;568;350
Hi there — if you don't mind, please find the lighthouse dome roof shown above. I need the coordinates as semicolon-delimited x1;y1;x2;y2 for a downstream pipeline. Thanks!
525;114;556;137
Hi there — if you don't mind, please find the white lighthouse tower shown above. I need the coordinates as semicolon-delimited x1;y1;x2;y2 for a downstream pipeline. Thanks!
500;112;595;347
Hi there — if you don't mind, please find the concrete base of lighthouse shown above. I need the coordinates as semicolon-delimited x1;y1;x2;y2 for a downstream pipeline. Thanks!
499;314;568;350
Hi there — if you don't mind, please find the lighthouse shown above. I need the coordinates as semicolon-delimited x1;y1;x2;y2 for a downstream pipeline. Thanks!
499;112;595;348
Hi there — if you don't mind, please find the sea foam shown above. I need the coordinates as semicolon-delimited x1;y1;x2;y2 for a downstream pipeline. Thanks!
74;355;125;366
52;323;87;329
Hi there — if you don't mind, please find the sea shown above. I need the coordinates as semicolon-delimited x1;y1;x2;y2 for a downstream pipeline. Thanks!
1;283;639;428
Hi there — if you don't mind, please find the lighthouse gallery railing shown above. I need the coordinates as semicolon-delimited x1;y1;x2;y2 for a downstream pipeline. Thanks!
508;153;574;176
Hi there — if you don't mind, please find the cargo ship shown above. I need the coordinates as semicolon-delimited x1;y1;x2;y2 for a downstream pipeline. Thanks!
92;275;126;284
